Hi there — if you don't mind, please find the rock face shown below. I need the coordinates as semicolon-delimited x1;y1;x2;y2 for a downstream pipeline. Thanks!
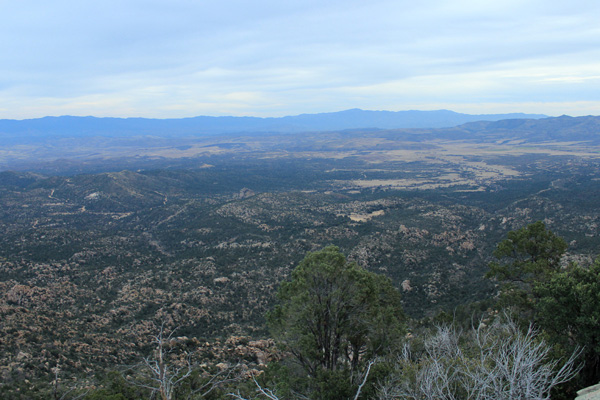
577;383;600;400
401;279;413;292
237;188;255;199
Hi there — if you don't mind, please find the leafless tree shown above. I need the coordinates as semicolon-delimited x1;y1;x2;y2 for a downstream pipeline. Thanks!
50;363;89;400
463;318;582;400
127;323;192;400
378;326;462;400
127;323;245;400
228;375;283;400
185;362;246;400
228;359;377;400
378;316;581;400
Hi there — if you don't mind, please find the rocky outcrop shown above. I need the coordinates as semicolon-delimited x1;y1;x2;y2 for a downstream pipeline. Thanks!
577;383;600;400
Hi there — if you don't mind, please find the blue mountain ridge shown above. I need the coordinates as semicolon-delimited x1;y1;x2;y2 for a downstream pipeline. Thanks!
0;109;548;138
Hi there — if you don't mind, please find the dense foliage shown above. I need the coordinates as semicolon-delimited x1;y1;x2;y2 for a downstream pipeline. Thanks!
536;260;600;393
487;221;600;397
487;221;568;314
267;246;405;399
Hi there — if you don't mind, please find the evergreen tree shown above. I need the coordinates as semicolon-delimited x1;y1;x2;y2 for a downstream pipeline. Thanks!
487;221;567;314
267;246;405;399
535;260;600;392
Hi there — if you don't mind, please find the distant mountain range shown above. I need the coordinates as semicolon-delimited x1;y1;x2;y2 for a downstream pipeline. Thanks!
0;109;548;139
3;111;600;174
433;115;600;143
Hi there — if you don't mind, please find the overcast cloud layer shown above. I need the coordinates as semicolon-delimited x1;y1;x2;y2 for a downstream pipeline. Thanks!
1;0;599;119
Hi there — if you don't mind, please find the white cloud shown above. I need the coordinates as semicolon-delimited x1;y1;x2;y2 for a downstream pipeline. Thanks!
0;0;599;118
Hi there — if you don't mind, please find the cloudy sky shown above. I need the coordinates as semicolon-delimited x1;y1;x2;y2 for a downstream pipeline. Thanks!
1;0;599;119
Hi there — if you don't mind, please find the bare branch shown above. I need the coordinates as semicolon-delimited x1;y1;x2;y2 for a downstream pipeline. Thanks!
188;362;245;399
126;323;193;400
378;316;581;400
353;359;376;400
228;375;281;400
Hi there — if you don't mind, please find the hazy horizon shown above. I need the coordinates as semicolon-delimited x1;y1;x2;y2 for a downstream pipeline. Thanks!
0;108;555;122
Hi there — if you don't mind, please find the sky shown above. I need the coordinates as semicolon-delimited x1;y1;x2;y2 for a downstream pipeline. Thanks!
1;0;599;119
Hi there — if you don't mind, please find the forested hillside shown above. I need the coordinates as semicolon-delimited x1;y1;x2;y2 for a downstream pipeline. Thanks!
1;151;600;398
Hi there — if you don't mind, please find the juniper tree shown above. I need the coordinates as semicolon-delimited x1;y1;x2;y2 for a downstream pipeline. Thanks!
487;221;567;314
267;246;405;399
